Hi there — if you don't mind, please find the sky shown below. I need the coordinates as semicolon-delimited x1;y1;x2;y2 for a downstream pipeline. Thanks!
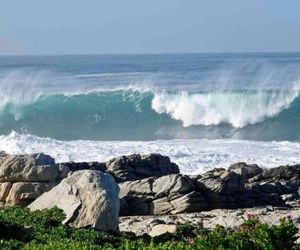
0;0;300;55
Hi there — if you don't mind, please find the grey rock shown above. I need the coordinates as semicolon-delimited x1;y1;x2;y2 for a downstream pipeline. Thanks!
194;169;245;209
5;182;56;207
106;154;179;182
148;224;178;237
228;162;262;179
119;206;300;236
0;153;59;182
120;174;207;215
0;182;12;201
29;170;120;231
59;161;106;173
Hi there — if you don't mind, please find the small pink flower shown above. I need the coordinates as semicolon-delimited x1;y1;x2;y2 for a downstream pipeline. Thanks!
287;215;292;221
246;213;255;220
187;237;194;245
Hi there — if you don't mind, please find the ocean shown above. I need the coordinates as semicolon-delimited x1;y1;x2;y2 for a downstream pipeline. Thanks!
1;53;300;173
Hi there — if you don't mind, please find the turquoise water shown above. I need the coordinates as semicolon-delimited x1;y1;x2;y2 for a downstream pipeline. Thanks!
1;53;300;141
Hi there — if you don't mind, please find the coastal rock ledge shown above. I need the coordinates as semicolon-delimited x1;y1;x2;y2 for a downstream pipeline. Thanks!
120;162;300;215
0;152;179;207
1;151;300;231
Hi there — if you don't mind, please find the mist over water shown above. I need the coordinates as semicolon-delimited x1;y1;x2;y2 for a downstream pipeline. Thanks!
1;53;300;141
1;53;300;172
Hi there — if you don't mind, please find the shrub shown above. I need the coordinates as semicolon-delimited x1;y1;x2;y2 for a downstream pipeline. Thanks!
0;207;298;250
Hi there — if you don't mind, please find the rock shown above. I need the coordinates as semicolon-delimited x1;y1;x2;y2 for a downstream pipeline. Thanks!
0;153;65;207
5;182;56;206
0;182;12;201
119;213;204;236
2;151;300;216
228;162;262;179
119;206;300;236
244;165;300;207
59;161;106;173
0;152;8;158
194;168;247;209
120;159;300;215
106;154;179;182
148;224;178;237
0;153;110;208
153;174;195;197
29;170;120;231
0;153;59;182
192;163;300;210
120;174;207;215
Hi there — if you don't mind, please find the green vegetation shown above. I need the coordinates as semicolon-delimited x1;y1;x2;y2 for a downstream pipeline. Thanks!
0;207;298;250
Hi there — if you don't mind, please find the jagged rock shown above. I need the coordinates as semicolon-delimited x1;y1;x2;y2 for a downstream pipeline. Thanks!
0;153;180;208
228;162;262;179
59;161;106;173
120;174;207;215
0;153;59;182
243;165;300;207
120;162;300;216
194;167;248;209
106;154;179;182
193;163;300;209
29;170;120;231
2;151;300;217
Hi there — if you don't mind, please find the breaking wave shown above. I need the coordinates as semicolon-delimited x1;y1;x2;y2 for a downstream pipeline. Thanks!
152;87;300;128
0;87;300;141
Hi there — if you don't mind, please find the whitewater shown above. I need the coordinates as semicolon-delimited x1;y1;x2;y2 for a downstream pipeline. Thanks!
1;53;300;173
1;131;300;174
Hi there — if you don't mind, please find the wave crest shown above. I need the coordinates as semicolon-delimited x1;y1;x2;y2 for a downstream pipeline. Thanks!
152;87;300;128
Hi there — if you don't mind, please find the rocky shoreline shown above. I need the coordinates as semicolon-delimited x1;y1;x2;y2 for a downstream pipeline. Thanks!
0;151;300;235
120;206;300;236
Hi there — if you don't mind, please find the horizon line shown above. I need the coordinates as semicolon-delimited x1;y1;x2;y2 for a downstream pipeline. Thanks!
1;50;300;57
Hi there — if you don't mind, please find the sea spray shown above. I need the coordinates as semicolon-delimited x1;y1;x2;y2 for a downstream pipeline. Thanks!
1;54;300;173
151;87;300;128
0;89;300;140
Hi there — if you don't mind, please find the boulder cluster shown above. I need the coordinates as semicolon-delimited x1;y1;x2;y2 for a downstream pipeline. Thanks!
1;151;300;232
120;162;300;216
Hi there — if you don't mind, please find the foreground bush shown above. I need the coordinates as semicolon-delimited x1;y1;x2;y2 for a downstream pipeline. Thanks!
0;207;298;250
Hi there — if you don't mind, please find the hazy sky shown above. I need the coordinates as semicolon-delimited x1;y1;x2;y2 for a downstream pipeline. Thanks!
0;0;300;55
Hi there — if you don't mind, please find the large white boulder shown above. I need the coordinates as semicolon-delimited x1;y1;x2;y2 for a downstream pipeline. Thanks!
29;170;120;231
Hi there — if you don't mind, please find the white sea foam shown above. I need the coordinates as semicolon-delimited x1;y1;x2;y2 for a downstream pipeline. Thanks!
1;132;300;174
152;87;300;128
